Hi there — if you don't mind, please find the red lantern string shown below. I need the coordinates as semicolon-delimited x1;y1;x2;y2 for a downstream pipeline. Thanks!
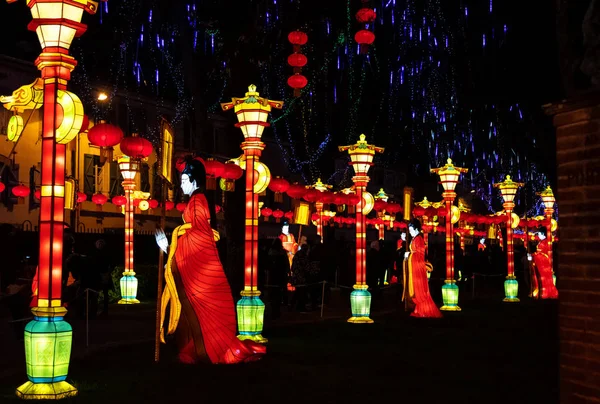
287;30;308;97
355;1;376;54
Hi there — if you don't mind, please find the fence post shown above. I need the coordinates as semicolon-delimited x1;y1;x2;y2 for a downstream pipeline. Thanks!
86;289;89;348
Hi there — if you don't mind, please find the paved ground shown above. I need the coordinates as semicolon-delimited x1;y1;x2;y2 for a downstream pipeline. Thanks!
0;285;558;404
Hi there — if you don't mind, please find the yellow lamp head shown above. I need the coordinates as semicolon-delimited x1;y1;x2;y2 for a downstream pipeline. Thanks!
494;175;524;203
118;156;139;181
338;134;384;176
430;158;468;192
538;186;555;210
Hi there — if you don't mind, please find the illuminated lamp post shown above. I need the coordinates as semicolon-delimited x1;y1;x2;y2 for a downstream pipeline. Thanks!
494;175;524;302
312;178;332;237
374;188;388;240
415;197;432;251
538;186;556;283
6;0;99;399
221;85;282;343
339;134;384;323
117;134;153;305
431;158;468;311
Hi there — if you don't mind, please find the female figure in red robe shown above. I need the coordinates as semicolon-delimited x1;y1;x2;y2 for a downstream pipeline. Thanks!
530;226;558;299
405;219;442;318
156;157;265;364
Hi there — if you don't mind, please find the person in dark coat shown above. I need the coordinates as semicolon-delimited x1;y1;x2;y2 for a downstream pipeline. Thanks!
267;238;289;319
91;239;114;315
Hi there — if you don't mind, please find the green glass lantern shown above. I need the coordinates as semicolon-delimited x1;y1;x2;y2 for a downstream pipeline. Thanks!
16;307;77;400
348;286;374;323
236;295;267;343
118;271;140;304
503;276;520;302
441;281;461;311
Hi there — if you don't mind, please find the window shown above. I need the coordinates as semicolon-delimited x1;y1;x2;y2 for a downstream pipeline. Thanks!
83;154;100;195
109;161;124;197
140;163;150;193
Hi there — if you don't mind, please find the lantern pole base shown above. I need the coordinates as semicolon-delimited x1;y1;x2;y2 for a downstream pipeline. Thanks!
440;280;461;312
118;271;140;304
503;276;520;303
17;307;77;400
347;285;374;324
16;381;77;400
236;291;268;344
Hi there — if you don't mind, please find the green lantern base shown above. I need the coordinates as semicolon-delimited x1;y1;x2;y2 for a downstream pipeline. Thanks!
118;272;140;304
18;307;77;400
503;277;520;302
348;286;374;324
553;273;556;286
16;381;77;400
440;281;461;311
236;292;267;344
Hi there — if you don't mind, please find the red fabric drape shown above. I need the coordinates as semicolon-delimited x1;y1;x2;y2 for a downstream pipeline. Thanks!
408;235;442;318
533;239;558;299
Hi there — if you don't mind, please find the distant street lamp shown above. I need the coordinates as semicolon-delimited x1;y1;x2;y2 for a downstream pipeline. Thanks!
538;186;556;283
431;158;468;311
494;175;524;302
221;85;282;343
339;134;384;323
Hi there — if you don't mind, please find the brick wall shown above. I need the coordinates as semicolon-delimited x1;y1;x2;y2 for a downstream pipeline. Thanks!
547;94;600;403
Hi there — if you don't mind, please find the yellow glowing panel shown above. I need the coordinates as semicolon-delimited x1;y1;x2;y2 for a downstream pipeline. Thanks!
40;185;66;198
253;161;271;194
510;213;520;229
160;119;174;184
64;180;75;210
451;206;460;224
293;202;310;226
362;192;374;215
55;91;84;144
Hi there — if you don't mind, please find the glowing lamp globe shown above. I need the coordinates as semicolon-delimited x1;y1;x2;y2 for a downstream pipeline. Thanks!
494;175;524;204
117;156;139;181
538;186;555;209
24;0;99;51
138;200;149;211
221;85;282;140
120;135;153;159
430;158;468;192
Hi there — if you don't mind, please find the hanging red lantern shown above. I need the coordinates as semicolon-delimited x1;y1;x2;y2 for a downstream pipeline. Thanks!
347;194;361;206
356;8;376;23
80;115;90;133
222;163;243;180
286;184;307;199
373;200;387;212
34;190;40;200
92;193;108;206
425;207;437;217
87;123;123;166
386;203;402;214
413;206;425;217
204;159;225;191
288;30;308;47
215;205;222;213
165;201;175;211
0;182;4;193
333;193;346;206
12;184;30;198
284;211;294;220
76;192;87;203
321;191;335;204
112;195;127;207
261;207;273;221
355;30;375;54
303;188;321;203
437;207;447;217
269;177;290;203
176;202;187;212
149;199;159;209
287;74;308;97
287;53;308;68
272;209;284;223
311;213;320;222
120;135;153;159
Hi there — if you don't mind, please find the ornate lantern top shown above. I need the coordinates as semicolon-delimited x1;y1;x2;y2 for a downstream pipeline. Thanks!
374;188;388;202
430;158;468;192
312;178;332;192
117;156;139;181
537;186;555;209
414;196;432;209
494;175;524;203
220;84;283;140
338;134;384;175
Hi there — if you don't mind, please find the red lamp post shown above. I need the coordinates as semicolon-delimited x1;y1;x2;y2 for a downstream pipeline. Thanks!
538;186;556;283
221;85;282;343
494;175;524;302
374;188;389;241
431;158;468;311
311;178;332;238
339;134;384;323
6;0;100;399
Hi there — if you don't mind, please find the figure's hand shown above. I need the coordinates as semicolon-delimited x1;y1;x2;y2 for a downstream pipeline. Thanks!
527;254;532;261
404;252;409;259
212;229;220;242
155;228;168;254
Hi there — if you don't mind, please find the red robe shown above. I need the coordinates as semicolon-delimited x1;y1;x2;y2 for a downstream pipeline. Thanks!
164;192;265;364
279;233;298;267
533;239;558;299
407;235;442;318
